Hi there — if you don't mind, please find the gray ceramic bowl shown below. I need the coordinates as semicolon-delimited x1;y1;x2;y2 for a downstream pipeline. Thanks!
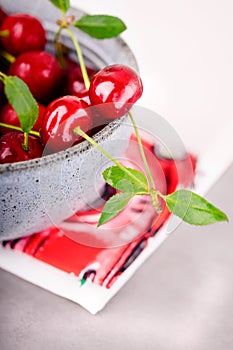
0;0;138;240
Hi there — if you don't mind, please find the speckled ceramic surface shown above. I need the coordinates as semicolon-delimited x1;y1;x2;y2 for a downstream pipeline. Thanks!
0;0;138;240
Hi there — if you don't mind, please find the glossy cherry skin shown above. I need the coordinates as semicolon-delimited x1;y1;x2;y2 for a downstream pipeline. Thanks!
89;64;143;119
0;132;43;164
0;13;46;56
8;51;61;104
40;95;92;153
0;103;46;135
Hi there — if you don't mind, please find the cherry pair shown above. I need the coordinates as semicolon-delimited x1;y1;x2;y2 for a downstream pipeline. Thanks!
40;64;143;153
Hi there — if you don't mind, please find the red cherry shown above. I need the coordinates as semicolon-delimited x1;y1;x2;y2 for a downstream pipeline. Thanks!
60;57;96;99
0;103;46;135
66;62;95;98
0;132;43;164
40;95;92;153
80;92;91;105
8;51;61;104
33;104;46;131
89;64;143;119
0;13;46;56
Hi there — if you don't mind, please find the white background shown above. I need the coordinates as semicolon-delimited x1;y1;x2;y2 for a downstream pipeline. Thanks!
71;0;233;156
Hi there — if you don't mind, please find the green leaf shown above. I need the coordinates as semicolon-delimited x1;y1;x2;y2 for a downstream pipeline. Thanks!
48;0;70;13
98;192;132;227
103;166;149;194
4;76;39;133
165;189;228;226
73;15;127;39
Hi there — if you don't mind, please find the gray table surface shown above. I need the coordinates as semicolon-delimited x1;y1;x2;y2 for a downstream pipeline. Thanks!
0;164;232;350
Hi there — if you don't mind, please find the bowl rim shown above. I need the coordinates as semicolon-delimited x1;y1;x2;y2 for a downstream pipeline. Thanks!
0;113;130;173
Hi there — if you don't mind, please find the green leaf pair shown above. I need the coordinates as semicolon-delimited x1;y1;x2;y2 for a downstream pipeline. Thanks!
98;166;149;226
98;166;228;228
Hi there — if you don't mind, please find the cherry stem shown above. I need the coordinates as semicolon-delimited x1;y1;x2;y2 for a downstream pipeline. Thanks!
0;72;5;82
128;110;160;210
0;30;9;37
54;26;66;68
74;126;148;192
0;50;15;64
54;23;90;89
0;122;40;137
65;27;90;89
22;132;29;151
